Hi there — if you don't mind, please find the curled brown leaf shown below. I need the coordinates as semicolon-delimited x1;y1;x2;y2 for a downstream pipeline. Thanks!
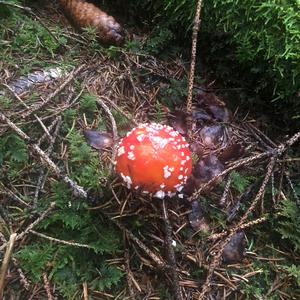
83;130;113;150
222;231;246;264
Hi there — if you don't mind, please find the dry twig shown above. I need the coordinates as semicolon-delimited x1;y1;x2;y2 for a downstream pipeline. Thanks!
0;202;56;251
198;157;276;299
20;64;85;118
43;272;54;300
0;233;17;298
186;0;203;128
0;112;88;199
94;96;119;173
83;282;89;300
285;172;300;209
11;257;31;291
208;216;267;241
125;248;137;299
114;219;166;269
189;129;300;203
30;230;92;249
162;199;183;300
33;116;63;207
1;111;171;272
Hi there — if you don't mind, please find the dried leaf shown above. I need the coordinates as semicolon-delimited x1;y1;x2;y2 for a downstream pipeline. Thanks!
208;104;231;122
193;154;225;184
188;200;209;232
183;155;225;196
167;110;187;135
190;142;204;158
195;90;231;122
222;231;246;264
182;176;198;196
83;130;113;150
192;109;213;124
218;143;245;163
199;125;227;149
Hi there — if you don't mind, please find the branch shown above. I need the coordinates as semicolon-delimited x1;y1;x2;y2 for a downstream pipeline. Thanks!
42;272;54;300
162;199;183;300
199;157;276;299
0;233;17;298
95;96;119;174
0;111;168;269
20;64;85;118
30;230;92;249
0;112;88;199
0;202;56;251
186;0;203;129
189;129;300;202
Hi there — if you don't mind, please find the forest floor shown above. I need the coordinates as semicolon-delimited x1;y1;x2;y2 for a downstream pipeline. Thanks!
0;1;300;299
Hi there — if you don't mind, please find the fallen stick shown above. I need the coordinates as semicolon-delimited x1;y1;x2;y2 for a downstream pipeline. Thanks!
162;199;183;300
199;157;276;299
189;130;300;202
0;112;168;269
0;233;17;298
0;203;56;251
20;64;85;118
186;0;203;128
95;96;119;174
0;112;88;199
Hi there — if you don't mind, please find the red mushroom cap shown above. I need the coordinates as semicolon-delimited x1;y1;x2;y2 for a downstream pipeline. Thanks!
115;123;192;198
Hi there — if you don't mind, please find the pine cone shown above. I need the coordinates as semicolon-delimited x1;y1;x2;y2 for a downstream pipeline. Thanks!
59;0;124;45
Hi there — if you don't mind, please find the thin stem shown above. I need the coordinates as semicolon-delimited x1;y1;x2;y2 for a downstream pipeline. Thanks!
186;0;203;129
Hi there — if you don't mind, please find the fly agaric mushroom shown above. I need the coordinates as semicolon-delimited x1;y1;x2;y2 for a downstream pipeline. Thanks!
115;123;192;198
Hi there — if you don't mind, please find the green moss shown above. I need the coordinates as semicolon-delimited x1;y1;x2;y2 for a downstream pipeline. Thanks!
120;0;300;121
